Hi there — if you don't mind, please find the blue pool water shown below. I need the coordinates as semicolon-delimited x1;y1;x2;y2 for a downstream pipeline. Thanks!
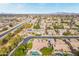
31;51;41;56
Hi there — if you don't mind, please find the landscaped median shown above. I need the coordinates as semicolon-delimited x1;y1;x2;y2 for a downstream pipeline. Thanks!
0;23;28;55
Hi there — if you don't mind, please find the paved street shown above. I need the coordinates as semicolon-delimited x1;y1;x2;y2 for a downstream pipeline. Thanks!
0;22;26;39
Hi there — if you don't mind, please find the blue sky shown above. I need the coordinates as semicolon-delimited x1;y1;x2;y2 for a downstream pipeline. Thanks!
0;3;79;14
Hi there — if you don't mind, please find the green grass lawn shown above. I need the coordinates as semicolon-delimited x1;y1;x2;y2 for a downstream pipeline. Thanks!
13;44;27;56
12;41;33;56
27;42;32;50
40;47;53;56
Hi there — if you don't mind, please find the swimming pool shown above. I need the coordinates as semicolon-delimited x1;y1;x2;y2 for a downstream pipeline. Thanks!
28;50;42;56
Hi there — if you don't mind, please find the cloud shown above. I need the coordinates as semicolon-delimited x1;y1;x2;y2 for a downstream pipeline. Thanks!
16;4;25;10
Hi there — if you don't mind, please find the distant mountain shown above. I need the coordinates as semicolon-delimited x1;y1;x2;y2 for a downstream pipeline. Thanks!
0;12;79;16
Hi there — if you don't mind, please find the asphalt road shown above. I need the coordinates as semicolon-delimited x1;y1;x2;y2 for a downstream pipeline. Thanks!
22;36;79;44
8;35;79;56
0;22;25;38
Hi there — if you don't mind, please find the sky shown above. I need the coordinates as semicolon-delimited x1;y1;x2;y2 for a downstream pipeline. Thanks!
0;3;79;14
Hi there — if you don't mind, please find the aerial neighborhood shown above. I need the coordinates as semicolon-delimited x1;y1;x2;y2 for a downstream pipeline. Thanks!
0;14;79;56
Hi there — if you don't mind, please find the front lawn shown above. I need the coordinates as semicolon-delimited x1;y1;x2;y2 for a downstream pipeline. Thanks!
40;47;53;56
